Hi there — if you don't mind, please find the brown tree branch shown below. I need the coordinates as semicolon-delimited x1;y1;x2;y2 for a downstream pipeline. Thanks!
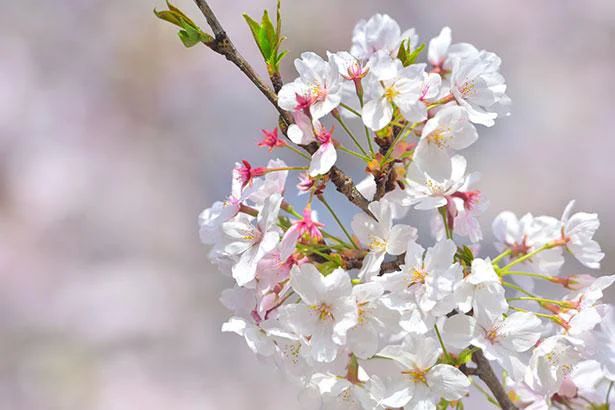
192;0;291;125
191;0;374;218
469;349;518;410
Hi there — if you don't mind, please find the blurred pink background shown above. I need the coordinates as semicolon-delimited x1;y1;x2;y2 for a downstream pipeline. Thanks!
1;0;614;408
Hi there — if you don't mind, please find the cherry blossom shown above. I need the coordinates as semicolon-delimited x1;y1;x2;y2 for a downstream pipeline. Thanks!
378;335;470;409
279;265;358;363
222;193;282;285
351;199;417;279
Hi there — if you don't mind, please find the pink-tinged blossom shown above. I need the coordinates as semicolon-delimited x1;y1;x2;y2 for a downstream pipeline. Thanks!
279;206;325;260
248;158;289;206
233;160;266;190
427;27;479;74
450;189;488;243
278;52;342;120
526;335;584;396
257;127;285;151
470;311;542;380
288;111;337;176
400;155;468;210
553;274;615;336
297;172;315;194
328;51;371;81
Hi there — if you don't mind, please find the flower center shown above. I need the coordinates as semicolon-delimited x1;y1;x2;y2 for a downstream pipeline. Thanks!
368;234;387;251
486;327;499;343
427;128;451;148
458;80;476;97
403;368;428;385
311;303;334;321
357;301;369;324
243;227;262;243
384;85;400;101
426;179;446;195
310;82;328;102
409;268;427;285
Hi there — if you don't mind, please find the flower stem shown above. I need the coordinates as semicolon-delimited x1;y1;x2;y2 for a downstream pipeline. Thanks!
499;241;563;273
439;206;453;239
434;324;452;363
502;281;536;298
282;202;350;248
338;145;370;161
333;113;369;157
266;166;309;173
605;380;614;406
501;271;553;282
284;144;311;160
507;296;572;307
491;249;512;266
317;195;358;249
340;102;361;117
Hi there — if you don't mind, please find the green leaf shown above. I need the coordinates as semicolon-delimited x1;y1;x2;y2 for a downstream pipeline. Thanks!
260;10;276;58
318;254;343;275
242;14;261;42
243;1;287;74
406;43;425;64
276;0;282;39
398;41;425;67
436;399;451;410
154;1;213;48
458;348;475;365
455;245;475;267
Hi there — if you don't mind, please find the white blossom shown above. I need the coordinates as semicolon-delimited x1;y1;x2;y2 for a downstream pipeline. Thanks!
378;335;470;409
222;193;282;285
279;265;358;363
351;199;417;280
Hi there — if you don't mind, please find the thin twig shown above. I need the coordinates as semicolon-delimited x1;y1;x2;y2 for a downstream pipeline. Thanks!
193;0;292;125
191;0;374;218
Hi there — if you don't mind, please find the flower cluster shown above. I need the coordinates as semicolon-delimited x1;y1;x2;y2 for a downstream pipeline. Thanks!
198;13;614;410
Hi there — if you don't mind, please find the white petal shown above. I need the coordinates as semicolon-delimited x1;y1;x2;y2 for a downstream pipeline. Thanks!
426;364;470;400
290;264;325;305
387;224;418;255
362;97;393;131
442;314;476;350
309;142;337;176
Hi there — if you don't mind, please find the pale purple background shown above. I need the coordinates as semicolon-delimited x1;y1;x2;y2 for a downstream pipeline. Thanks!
1;0;614;408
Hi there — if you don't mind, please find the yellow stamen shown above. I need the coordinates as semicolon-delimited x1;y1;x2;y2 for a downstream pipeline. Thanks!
311;303;334;321
402;368;428;385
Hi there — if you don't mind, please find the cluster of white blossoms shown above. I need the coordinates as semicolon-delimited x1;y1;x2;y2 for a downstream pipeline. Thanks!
199;14;614;410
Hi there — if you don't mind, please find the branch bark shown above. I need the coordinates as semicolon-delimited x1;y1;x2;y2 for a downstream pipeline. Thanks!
191;0;373;218
470;349;518;410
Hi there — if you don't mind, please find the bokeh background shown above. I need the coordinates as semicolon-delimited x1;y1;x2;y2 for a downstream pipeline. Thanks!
1;0;614;408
